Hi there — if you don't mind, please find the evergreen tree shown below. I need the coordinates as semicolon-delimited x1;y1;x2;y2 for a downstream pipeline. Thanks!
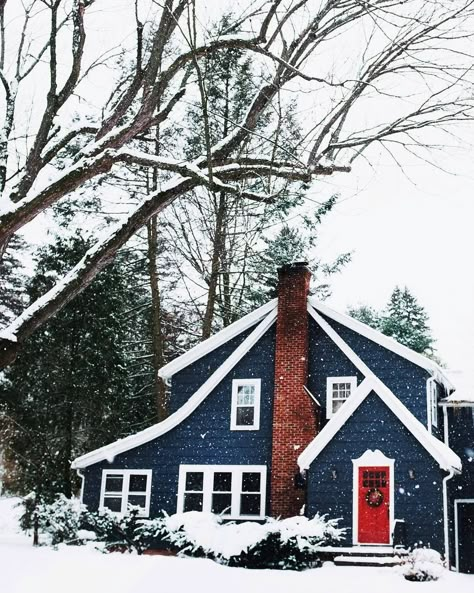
346;304;381;330
380;286;434;355
348;286;435;356
0;233;155;498
0;235;27;328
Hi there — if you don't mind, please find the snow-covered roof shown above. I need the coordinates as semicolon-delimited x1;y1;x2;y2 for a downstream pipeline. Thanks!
71;306;277;469
441;370;474;404
309;297;454;391
298;376;462;473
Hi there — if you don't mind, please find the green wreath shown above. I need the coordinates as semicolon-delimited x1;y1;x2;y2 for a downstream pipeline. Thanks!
366;488;384;507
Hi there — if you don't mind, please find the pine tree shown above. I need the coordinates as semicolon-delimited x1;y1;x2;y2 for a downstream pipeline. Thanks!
0;233;156;498
380;286;434;355
348;287;435;356
0;235;27;328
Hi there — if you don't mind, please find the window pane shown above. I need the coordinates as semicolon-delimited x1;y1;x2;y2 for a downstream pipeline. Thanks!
236;406;254;426
185;472;204;491
332;399;346;414
103;496;122;512
129;474;148;492
105;475;123;493
242;472;261;492
184;492;203;512
213;472;232;492
212;493;232;515
240;493;261;516
128;494;146;509
237;388;255;406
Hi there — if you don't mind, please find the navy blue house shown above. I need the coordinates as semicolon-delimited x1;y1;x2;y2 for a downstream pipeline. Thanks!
72;263;474;573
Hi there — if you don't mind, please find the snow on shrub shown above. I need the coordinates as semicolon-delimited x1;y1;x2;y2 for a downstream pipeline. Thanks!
19;493;89;546
154;511;345;569
401;547;445;582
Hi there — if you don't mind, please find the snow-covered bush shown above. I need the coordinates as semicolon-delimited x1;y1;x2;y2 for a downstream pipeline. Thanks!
83;506;148;553
19;493;89;545
401;547;445;582
156;511;345;570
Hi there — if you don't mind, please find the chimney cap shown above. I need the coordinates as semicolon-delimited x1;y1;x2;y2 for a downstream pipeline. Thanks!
278;261;309;274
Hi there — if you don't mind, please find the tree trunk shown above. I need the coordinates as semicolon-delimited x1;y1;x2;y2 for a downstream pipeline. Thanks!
147;216;168;421
201;192;226;340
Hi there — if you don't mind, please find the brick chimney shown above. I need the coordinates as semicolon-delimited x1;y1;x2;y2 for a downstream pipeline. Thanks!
270;262;316;517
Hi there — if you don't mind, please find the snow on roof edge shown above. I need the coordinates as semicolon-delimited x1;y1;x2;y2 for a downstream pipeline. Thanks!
309;297;454;391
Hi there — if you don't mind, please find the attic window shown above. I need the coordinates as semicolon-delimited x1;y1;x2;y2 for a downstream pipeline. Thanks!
177;465;266;519
230;379;261;430
327;377;357;418
100;469;152;516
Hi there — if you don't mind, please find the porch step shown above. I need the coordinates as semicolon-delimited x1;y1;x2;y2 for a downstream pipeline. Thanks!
316;545;409;556
333;555;403;567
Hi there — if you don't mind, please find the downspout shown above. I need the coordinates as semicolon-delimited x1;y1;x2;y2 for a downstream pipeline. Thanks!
76;469;85;504
442;467;455;569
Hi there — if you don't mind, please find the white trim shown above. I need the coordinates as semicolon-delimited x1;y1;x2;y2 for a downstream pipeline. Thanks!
309;297;454;391
454;498;474;572
72;310;277;469
99;469;152;517
298;376;461;472
230;379;261;430
352;450;395;545
158;300;277;379
427;378;439;433
177;464;266;520
308;304;374;379
440;401;474;407
326;376;357;419
443;405;449;447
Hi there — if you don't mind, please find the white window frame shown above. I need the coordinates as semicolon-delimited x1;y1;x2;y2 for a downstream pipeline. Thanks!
230;379;261;430
326;376;357;419
177;464;266;520
426;378;438;432
99;469;152;517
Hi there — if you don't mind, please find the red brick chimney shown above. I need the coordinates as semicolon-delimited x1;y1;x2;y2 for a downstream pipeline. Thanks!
270;262;317;517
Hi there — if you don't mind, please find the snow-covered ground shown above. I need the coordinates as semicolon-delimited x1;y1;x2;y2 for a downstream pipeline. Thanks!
1;497;473;593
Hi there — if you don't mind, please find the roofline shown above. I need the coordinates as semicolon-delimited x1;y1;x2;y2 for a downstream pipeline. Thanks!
72;308;277;469
298;376;461;472
309;297;454;391
158;299;277;379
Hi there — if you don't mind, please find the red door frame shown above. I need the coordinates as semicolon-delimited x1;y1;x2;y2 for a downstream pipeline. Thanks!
356;465;392;544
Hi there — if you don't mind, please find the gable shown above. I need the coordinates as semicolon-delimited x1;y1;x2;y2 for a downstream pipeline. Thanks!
310;298;453;391
298;377;461;472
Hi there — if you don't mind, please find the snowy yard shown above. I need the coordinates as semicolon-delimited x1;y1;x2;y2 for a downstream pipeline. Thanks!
1;498;473;593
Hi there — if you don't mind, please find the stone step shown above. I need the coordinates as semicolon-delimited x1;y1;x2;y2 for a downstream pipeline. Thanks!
333;555;404;567
316;545;409;557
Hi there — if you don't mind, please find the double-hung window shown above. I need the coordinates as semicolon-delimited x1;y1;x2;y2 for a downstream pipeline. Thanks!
178;465;266;519
230;379;261;430
326;376;357;418
100;469;152;516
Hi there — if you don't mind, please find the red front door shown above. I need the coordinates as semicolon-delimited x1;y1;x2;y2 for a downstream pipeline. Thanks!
358;466;390;544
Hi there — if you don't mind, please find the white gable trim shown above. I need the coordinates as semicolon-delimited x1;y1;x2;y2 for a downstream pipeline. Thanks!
298;377;461;472
308;304;374;379
309;297;453;391
158;299;277;379
72;308;277;469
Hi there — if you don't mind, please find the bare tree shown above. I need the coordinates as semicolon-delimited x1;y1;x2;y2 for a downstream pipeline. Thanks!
0;0;473;366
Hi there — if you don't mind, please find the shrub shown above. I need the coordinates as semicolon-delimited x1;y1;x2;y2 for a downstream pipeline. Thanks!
401;547;445;582
156;511;345;570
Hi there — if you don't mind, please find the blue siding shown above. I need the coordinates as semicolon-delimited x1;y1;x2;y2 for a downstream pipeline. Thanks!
306;391;446;551
320;314;431;425
169;325;257;413
307;317;364;424
447;405;474;565
82;324;276;517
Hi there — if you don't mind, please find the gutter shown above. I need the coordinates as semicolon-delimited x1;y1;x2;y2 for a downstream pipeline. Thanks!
76;469;85;504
